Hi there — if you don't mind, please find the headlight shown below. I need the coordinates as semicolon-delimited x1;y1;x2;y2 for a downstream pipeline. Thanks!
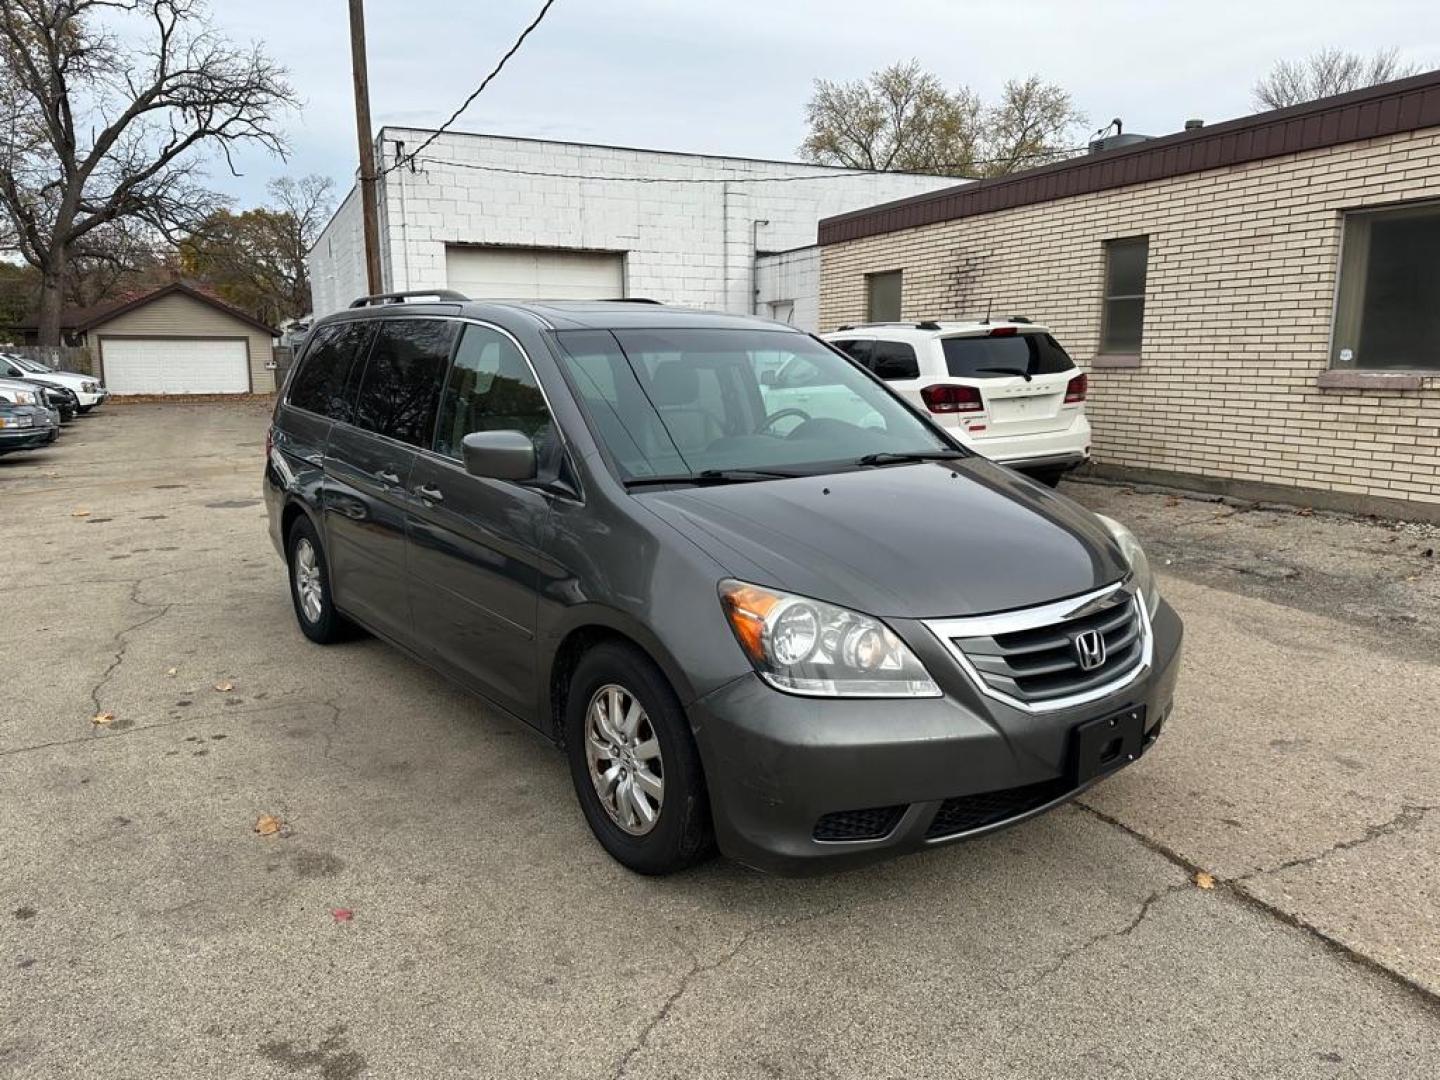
720;580;940;697
1095;515;1159;617
83;381;97;393
0;414;34;428
14;390;36;405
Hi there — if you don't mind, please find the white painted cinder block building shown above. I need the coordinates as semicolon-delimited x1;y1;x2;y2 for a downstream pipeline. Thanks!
307;129;957;329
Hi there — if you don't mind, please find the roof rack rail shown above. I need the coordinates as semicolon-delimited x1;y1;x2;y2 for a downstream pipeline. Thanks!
915;320;941;330
1009;315;1032;324
589;297;663;304
349;289;469;308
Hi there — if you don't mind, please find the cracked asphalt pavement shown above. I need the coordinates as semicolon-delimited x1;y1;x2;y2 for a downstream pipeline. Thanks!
3;403;1439;1079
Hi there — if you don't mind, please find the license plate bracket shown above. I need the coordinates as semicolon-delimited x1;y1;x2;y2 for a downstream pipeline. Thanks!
1072;706;1146;784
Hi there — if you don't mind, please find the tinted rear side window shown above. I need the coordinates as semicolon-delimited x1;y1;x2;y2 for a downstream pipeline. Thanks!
352;319;456;447
941;333;1074;379
832;339;872;366
287;321;373;422
870;340;919;380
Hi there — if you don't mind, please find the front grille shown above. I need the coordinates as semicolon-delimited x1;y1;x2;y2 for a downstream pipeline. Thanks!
950;592;1144;707
812;805;906;842
925;778;1072;839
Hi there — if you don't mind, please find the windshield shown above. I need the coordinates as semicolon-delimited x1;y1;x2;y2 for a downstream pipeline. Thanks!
8;355;50;373
942;333;1074;378
551;328;951;480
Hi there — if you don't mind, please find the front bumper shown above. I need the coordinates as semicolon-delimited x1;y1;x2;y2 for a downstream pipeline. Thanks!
690;598;1183;874
75;386;107;407
0;423;57;452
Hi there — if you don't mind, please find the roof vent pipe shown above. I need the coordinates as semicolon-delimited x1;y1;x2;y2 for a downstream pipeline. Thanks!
1184;119;1204;130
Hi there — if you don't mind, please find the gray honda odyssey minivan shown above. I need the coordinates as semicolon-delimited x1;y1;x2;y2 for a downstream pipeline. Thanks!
264;293;1183;875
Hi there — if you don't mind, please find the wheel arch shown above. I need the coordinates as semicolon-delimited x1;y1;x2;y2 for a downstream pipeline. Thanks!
544;610;697;746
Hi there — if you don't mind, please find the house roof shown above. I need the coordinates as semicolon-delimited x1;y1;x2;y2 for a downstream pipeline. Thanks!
20;281;279;337
818;69;1440;246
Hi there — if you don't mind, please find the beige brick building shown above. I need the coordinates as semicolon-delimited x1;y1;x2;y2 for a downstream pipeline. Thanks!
818;73;1440;520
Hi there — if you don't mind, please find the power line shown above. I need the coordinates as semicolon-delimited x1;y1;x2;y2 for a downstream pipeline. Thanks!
385;0;558;175
398;145;1091;186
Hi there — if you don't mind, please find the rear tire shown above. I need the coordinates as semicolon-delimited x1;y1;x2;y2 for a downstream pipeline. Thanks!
564;642;715;875
286;515;352;644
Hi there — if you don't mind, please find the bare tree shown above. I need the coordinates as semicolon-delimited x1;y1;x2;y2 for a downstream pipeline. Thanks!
0;1;297;344
1253;48;1421;110
800;61;1084;178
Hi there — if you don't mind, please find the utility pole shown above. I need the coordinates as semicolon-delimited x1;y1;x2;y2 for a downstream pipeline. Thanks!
348;0;382;295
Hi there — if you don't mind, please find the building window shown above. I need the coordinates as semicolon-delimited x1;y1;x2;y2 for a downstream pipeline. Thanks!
1333;202;1440;371
866;271;902;322
1100;237;1148;354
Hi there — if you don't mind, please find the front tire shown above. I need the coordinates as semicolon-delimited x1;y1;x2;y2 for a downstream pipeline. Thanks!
76;404;93;414
565;642;714;875
286;516;351;644
1027;467;1069;489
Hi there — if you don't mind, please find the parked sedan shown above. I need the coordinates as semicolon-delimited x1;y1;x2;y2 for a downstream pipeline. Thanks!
0;353;107;412
0;400;59;455
0;377;63;430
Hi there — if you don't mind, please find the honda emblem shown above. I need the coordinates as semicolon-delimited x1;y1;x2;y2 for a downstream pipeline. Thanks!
1073;629;1107;672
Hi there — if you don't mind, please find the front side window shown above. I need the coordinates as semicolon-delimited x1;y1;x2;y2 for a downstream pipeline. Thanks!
551;327;949;480
287;320;374;422
435;324;554;459
352;319;455;447
1333;202;1440;371
942;333;1075;378
1100;237;1148;354
866;271;903;322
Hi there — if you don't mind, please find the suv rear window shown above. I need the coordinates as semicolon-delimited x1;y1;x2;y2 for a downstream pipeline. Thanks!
288;321;374;422
941;333;1074;379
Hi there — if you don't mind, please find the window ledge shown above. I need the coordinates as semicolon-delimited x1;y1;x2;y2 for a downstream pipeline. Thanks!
1316;370;1428;391
1092;354;1142;370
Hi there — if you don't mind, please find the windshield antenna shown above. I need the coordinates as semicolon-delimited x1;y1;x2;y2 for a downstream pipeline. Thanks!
981;299;992;325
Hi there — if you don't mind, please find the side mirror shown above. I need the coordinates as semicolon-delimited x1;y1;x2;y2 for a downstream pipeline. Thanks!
461;430;536;481
759;370;777;388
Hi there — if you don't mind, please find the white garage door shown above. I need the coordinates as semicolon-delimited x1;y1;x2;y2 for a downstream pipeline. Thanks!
101;338;250;395
445;246;624;300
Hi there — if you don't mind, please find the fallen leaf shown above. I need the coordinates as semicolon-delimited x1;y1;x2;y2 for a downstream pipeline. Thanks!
331;908;354;923
1164;496;1180;507
165;667;178;677
1295;507;1314;517
1194;870;1216;890
213;681;234;693
70;508;90;518
254;814;284;837
91;712;115;726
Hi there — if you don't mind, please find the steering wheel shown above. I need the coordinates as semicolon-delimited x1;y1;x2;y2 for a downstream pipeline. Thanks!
758;407;812;435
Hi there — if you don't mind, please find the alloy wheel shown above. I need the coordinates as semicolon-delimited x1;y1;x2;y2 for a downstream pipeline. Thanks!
293;537;324;624
584;683;665;836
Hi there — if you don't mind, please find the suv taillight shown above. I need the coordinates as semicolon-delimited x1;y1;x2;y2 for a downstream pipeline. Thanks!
1064;373;1088;404
921;384;983;413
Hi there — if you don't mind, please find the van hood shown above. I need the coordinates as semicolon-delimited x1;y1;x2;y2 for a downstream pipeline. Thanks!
636;458;1129;618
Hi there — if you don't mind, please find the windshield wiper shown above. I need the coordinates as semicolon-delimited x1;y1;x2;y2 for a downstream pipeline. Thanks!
854;450;968;467
624;467;804;488
974;366;1032;381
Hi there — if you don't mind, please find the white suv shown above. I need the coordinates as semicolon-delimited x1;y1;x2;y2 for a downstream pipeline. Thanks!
813;319;1090;484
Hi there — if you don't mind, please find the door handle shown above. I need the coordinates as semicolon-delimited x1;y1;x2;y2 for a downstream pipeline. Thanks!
376;469;401;486
416;484;444;503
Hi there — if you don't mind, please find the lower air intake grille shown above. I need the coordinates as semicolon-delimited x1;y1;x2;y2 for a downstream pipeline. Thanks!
925;779;1072;839
813;805;906;842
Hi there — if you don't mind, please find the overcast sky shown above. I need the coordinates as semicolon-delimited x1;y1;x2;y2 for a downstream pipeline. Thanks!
187;0;1438;208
